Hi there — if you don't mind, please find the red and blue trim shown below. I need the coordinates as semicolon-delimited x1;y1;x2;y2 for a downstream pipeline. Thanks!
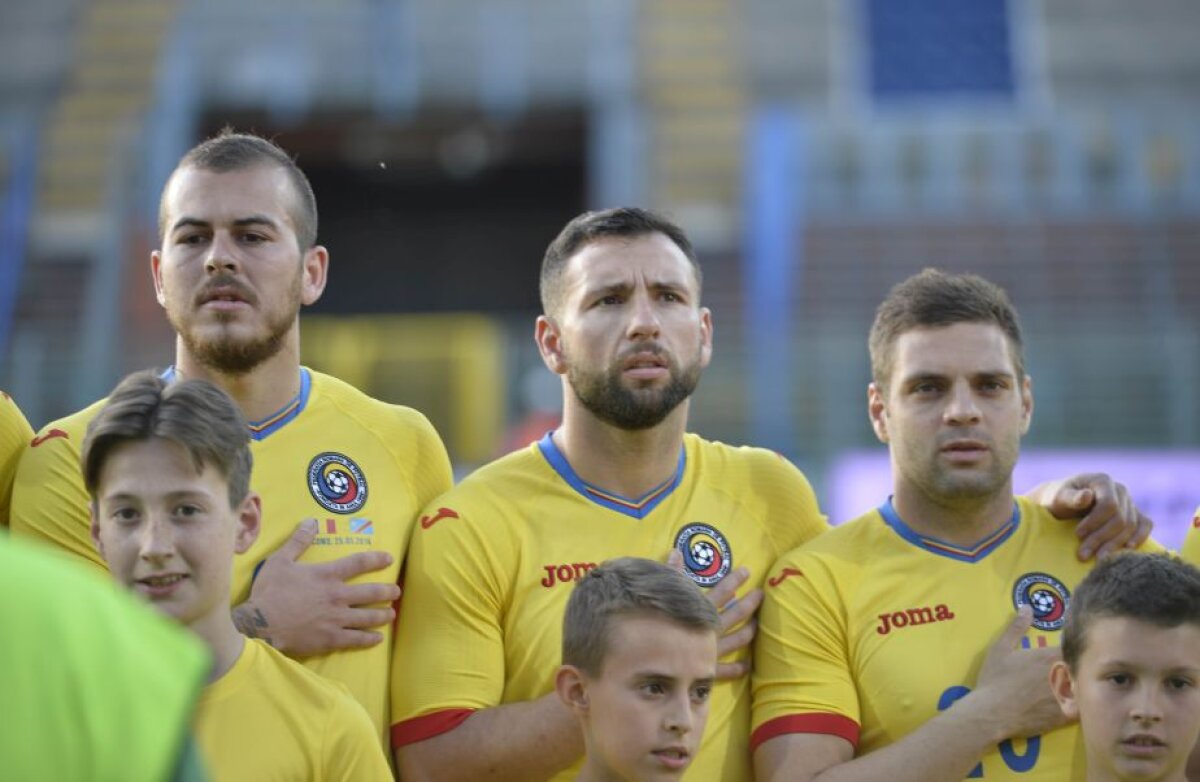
160;366;310;441
879;497;1019;563
538;431;685;519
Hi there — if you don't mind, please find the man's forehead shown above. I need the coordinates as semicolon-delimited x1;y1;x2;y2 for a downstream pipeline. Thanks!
893;324;1015;367
163;164;297;223
564;234;698;289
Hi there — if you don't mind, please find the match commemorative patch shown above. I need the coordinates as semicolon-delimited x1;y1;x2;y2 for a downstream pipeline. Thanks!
674;523;732;587
307;452;368;514
1012;572;1070;631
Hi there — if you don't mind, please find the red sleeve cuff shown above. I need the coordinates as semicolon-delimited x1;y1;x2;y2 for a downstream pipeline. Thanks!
391;708;476;748
751;713;860;753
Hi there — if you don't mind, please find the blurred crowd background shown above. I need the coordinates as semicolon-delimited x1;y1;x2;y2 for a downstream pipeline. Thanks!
2;0;1198;542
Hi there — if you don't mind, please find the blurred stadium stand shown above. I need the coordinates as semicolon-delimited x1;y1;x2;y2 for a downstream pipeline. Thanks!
2;0;1199;530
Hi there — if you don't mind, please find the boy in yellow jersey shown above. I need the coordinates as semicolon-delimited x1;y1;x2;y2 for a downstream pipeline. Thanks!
752;269;1162;782
0;390;32;525
85;370;390;780
1049;553;1200;782
10;129;452;744
392;211;1148;782
556;558;720;782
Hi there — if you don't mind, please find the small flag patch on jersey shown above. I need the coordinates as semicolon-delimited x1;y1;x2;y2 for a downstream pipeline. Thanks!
350;518;374;536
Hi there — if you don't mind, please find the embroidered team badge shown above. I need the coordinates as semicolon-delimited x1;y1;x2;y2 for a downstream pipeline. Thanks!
307;452;368;514
674;523;732;587
1012;572;1070;631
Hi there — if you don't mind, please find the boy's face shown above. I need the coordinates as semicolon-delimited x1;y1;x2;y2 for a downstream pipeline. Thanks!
1051;616;1200;782
90;438;259;633
563;614;717;781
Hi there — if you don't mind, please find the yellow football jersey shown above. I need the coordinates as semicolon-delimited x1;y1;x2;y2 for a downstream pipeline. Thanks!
391;432;828;782
1179;506;1200;563
10;368;452;746
753;496;1163;780
197;638;390;781
0;391;33;526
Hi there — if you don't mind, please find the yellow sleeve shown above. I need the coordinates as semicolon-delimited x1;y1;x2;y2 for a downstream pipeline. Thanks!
753;450;830;554
389;493;516;747
776;458;830;551
9;421;106;571
1180;510;1200;564
401;407;453;514
0;393;34;526
751;548;861;752
326;686;394;781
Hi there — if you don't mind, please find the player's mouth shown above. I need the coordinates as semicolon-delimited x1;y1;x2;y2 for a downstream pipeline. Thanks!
1120;733;1167;757
196;283;254;312
135;573;188;598
622;349;669;380
939;439;989;463
651;746;690;771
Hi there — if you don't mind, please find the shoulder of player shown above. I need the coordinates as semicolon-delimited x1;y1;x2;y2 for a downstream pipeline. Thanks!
790;509;883;562
763;515;879;600
308;370;440;440
21;397;108;461
418;446;544;520
1013;496;1096;544
686;433;814;491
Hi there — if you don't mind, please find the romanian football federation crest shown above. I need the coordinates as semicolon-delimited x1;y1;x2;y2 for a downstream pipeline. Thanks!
674;523;732;587
1012;572;1070;631
307;452;368;514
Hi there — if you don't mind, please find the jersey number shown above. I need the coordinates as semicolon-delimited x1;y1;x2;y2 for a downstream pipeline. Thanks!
938;686;1040;777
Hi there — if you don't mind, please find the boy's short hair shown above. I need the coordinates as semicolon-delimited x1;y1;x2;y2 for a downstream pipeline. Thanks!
562;557;719;677
869;268;1025;390
82;371;252;508
1062;552;1200;670
539;207;702;318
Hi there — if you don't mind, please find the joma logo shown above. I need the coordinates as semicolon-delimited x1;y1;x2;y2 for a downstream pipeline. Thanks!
541;562;598;588
876;604;955;635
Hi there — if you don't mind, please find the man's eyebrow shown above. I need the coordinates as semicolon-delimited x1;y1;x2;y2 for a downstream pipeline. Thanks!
584;281;633;298
170;215;279;232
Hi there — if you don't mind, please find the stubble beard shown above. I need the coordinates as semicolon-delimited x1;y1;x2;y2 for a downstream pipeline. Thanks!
567;351;702;431
913;443;1019;508
169;276;301;376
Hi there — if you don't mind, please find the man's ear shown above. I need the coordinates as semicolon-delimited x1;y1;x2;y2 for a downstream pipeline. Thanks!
1020;374;1034;435
300;245;329;306
234;492;262;554
1049;660;1079;721
151;250;167;308
868;383;889;444
555;664;590;716
536;316;568;376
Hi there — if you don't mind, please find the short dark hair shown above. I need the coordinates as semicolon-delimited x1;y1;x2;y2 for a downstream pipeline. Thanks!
562;557;719;677
869;268;1025;390
539;207;702;316
1062;552;1200;671
159;127;319;250
82;371;253;509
